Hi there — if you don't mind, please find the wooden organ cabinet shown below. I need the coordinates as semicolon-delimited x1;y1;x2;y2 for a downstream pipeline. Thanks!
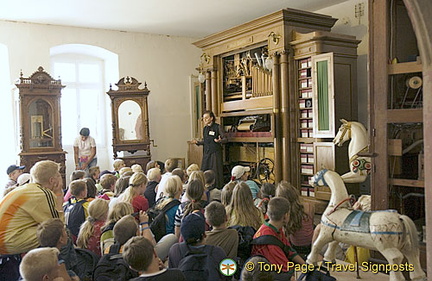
370;0;426;269
16;67;67;184
193;8;359;198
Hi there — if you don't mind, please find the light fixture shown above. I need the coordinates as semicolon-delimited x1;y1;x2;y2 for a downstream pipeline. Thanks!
197;53;211;83
198;72;206;83
268;32;281;45
264;57;274;71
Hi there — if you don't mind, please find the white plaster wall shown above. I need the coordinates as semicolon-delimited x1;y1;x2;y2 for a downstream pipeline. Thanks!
0;21;201;187
315;0;369;126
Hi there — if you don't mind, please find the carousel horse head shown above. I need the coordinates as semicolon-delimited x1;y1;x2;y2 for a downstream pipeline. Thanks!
333;119;351;147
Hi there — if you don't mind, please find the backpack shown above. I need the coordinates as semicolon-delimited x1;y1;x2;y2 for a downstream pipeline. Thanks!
63;198;86;237
229;225;256;265
72;248;100;281
177;243;224;281
147;199;180;241
250;235;293;257
93;243;139;281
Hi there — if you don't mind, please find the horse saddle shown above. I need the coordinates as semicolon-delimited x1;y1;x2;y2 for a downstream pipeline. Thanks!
340;210;372;233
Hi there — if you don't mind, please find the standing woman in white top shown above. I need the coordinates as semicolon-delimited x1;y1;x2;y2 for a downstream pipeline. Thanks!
74;127;97;171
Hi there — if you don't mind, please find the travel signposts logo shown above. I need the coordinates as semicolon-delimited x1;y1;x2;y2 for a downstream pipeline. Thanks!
219;258;237;277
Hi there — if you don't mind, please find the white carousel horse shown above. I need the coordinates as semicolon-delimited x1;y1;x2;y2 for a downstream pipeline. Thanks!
333;119;372;183
307;169;426;281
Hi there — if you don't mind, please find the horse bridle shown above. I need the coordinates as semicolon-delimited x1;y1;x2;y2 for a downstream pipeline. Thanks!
314;169;329;187
335;122;351;144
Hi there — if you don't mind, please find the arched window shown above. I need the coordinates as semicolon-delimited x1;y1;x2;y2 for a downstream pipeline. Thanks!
50;44;119;147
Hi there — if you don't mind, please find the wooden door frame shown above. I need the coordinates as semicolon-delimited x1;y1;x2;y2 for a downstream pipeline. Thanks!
403;0;432;276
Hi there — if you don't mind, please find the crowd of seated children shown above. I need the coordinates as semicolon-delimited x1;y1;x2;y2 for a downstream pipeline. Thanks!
113;159;126;178
184;170;207;202
2;156;326;281
145;160;163;174
256;182;276;220
131;163;144;174
87;166;100;186
204;201;239;258
123;236;186;281
84;177;98;200
4;164;25;189
98;173;117;200
109;175;131;208
64;179;90;241
171;168;187;197
144;167;161;208
174;179;207;238
76;198;109;257
100;201;134;253
106;214;140;253
231;165;261;201
168;211;228;280
156;158;179;200
152;175;182;237
204;170;221;202
252;197;306;281
19;247;73;281
0;160;64;280
221;181;236;207
36;218;82;280
119;166;133;177
226;181;264;231
64;170;86;201
117;172;149;213
276;181;314;260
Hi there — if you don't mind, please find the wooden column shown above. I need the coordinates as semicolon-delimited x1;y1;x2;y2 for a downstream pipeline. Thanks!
211;69;218;115
205;71;211;111
404;0;432;275
272;53;282;183
370;0;389;210
280;51;290;181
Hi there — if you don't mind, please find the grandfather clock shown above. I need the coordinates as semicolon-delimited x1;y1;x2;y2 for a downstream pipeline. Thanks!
16;66;67;184
106;76;151;168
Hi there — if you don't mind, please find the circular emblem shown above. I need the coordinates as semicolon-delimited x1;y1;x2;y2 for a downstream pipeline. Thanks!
219;258;237;276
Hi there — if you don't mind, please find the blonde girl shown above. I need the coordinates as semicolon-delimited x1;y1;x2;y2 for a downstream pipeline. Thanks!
100;201;134;253
118;172;149;213
76;198;109;257
154;176;182;235
181;170;207;203
226;182;264;230
276;181;314;259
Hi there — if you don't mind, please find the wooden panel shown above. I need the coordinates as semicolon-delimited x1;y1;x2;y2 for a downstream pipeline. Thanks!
314;142;335;171
221;96;273;112
388;139;402;156
389;178;424;188
387;109;423;123
187;141;203;167
313;142;335;201
387;61;422;74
